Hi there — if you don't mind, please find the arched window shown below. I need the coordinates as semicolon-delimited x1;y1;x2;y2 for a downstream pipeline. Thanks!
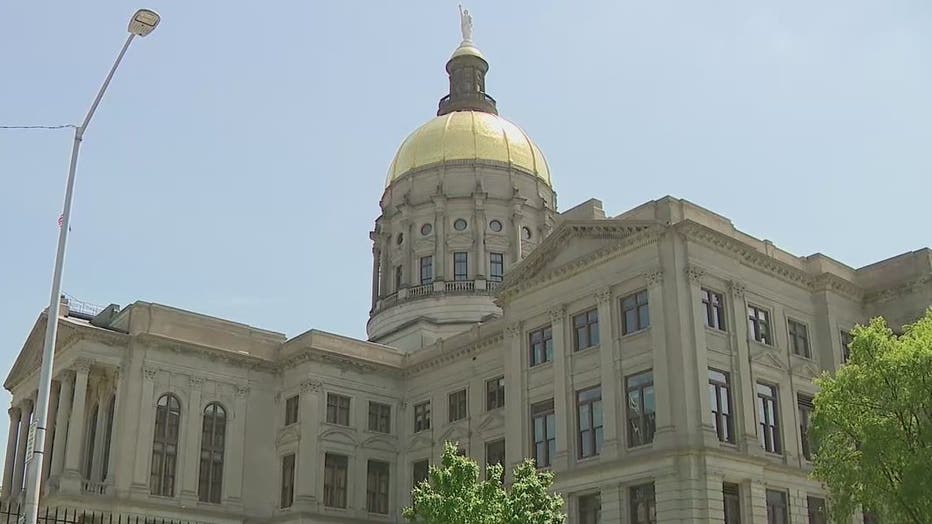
84;403;99;478
150;394;181;496
102;394;116;481
198;402;226;503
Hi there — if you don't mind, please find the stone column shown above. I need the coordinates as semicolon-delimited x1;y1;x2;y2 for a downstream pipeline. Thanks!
103;369;123;485
131;366;157;493
474;197;486;278
549;306;570;470
595;288;620;459
61;360;91;492
400;217;412;286
433;196;446;280
729;281;760;453
646;270;674;447
379;234;392;295
503;323;524;482
225;384;248;506
510;205;524;263
179;375;204;500
50;372;74;480
295;379;322;509
370;239;381;309
11;398;34;499
684;265;720;447
2;407;21;499
40;381;61;487
89;384;111;483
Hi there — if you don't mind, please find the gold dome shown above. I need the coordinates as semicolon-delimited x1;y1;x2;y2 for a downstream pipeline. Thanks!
386;111;551;187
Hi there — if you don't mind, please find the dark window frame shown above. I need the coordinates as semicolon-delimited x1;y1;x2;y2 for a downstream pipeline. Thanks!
630;483;657;524
765;489;788;524
280;453;295;509
621;290;650;335
626;371;656;447
578;493;602;524
284;395;299;426
414;401;431;433
840;330;853;363
529;325;554;367
412;459;430;487
577;386;603;459
198;402;226;503
723;482;741;524
788;319;811;358
326;393;351;426
394;265;403;291
489;252;504;282
709;369;735;443
798;394;814;461
757;383;781;454
448;389;468;422
419;255;433;285
324;453;349;509
485;439;505;482
486;376;505;411
368;401;391;433
366;460;391;515
748;305;772;345
573;309;600;351
453;251;468;281
807;496;826;524
150;393;181;497
702;288;726;331
531;399;556;468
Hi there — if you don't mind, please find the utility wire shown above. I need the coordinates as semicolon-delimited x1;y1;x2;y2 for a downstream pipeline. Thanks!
0;124;77;130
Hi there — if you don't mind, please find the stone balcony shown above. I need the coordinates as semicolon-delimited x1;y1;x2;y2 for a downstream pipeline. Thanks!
373;279;502;314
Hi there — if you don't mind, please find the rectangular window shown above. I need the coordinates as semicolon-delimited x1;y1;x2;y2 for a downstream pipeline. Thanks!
280;454;295;508
486;376;505;410
368;401;391;433
723;482;741;524
840;330;853;363
454;251;468;281
284;395;299;426
366;460;390;515
395;265;403;290
531;399;556;468
788;319;811;358
630;483;657;524
529;325;554;366
766;489;788;524
324;453;348;509
573;309;600;351
577;386;603;458
748;305;772;345
807;496;826;524
414;401;431;432
757;383;781;453
626;371;656;447
420;256;433;285
621;290;650;334
798;394;814;461
489;252;504;282
449;389;467;422
578;493;602;524
702;288;726;331
709;369;735;443
412;459;430;487
485;439;505;481
326;393;351;426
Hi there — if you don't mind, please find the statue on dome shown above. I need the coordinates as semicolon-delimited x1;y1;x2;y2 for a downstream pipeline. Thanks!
459;5;473;42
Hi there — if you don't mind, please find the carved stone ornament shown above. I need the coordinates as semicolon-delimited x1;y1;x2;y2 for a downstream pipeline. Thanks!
645;270;664;288
729;280;746;298
548;306;566;322
504;323;521;338
143;367;159;381
235;384;250;397
595;288;612;305
685;265;705;284
188;375;205;389
300;379;322;394
73;358;94;374
8;406;20;419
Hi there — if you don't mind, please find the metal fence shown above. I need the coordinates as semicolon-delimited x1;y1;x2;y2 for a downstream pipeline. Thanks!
0;503;200;524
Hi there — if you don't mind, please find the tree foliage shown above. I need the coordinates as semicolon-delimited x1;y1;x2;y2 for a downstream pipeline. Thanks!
811;309;932;523
403;442;565;524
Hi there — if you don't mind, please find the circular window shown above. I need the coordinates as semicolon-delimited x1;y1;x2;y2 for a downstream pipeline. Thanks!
453;218;468;231
397;233;404;245
420;223;433;236
489;219;503;232
522;226;532;240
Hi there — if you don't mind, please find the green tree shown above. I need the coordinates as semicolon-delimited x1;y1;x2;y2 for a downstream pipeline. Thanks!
403;442;565;524
811;310;932;523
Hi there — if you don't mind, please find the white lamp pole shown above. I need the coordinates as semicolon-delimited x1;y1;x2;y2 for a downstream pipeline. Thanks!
21;10;160;524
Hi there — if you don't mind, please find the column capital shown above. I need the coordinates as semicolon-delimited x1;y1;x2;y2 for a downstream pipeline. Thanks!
73;357;94;374
729;280;746;298
8;406;20;419
143;367;159;381
234;384;250;397
504;323;522;338
20;398;34;412
188;375;205;390
548;306;566;322
685;264;705;285
595;287;612;305
300;379;322;394
645;269;664;288
57;368;76;384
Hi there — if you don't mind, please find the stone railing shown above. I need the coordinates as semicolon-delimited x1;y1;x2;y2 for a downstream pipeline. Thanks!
374;279;498;313
81;479;108;495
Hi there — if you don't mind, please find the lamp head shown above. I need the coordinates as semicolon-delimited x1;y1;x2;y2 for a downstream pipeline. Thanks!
128;9;160;37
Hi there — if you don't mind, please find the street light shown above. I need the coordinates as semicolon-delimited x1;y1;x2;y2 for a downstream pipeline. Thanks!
21;9;160;524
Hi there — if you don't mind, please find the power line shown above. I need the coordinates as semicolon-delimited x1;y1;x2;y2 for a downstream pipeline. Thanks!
0;124;77;130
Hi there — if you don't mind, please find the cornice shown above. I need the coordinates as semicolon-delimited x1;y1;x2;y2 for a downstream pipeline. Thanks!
280;346;402;377
135;333;277;372
404;331;504;377
864;274;932;304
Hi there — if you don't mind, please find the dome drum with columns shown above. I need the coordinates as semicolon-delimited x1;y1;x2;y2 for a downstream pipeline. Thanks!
367;31;556;350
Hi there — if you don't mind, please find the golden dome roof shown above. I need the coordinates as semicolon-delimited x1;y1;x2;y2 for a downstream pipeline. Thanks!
386;111;551;187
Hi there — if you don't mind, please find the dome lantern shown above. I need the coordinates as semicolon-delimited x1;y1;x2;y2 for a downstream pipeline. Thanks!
437;6;497;116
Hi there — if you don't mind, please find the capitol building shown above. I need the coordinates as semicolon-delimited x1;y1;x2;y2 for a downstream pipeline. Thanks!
3;17;930;524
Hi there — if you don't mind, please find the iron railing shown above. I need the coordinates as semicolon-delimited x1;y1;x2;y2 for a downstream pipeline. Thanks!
0;502;202;524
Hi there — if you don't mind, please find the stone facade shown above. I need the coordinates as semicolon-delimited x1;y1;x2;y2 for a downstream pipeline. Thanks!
3;26;931;524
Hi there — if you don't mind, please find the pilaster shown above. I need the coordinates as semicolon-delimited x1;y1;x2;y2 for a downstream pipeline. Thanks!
594;288;619;459
684;265;721;447
103;368;123;485
179;375;204;501
646;270;674;448
11;397;34;499
2;406;21;499
729;280;762;454
503;322;524;481
225;384;249;507
294;379;322;510
130;366;157;494
549;306;569;470
40;380;61;489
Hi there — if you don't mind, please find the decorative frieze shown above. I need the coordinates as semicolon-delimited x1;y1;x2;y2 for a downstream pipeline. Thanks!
595;288;612;305
300;379;322;394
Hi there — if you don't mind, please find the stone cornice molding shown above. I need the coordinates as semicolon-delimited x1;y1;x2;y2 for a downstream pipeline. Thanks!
404;332;504;377
864;274;931;304
135;333;276;373
279;347;400;377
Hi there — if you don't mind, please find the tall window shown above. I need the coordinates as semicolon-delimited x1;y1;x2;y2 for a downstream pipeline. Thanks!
626;371;656;447
150;394;181;497
577;386;603;458
326;393;351;426
702;288;726;331
531;399;556;467
723;483;741;524
414;401;431;432
840;330;853;363
198;402;226;503
807;496;826;524
621;290;650;334
453;252;468;281
449;389;467;422
84;403;99;479
798;394;814;461
284;395;299;425
368;401;391;433
101;394;116;481
788;319;811;358
412;459;430;487
573;309;599;351
529;325;553;366
578;493;601;524
757;383;781;453
280;454;295;508
630;483;656;524
485;439;505;482
420;256;433;285
367;460;390;514
324;453;348;508
489;252;504;282
395;265;403;290
709;369;734;443
486;376;505;410
748;305;772;345
766;489;788;524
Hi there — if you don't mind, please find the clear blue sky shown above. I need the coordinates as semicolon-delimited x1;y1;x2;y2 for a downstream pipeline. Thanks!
0;1;929;461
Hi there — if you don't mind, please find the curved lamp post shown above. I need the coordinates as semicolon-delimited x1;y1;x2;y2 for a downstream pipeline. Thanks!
21;10;160;524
